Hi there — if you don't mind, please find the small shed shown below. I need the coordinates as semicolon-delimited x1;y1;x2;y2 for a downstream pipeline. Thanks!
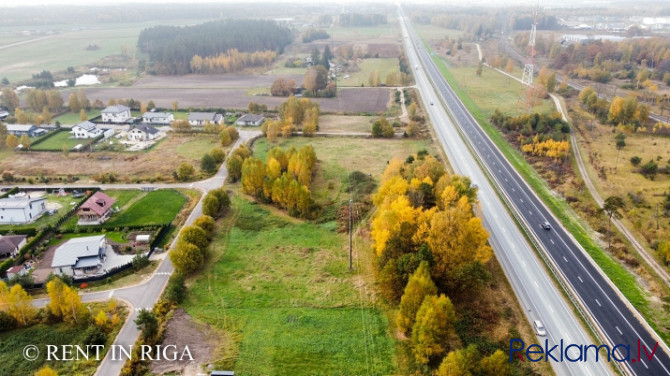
135;234;151;244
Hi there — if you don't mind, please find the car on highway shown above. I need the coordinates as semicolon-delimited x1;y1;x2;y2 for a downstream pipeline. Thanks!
430;101;434;105
540;221;551;230
534;320;547;336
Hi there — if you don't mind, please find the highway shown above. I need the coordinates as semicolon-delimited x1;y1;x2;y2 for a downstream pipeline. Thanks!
398;11;610;376
400;10;670;376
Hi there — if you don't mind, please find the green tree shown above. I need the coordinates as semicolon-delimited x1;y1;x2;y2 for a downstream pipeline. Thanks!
202;193;221;218
179;225;209;252
135;309;158;341
170;241;203;274
68;92;81;113
480;349;510;376
411;294;457;365
200;153;217;173
598;196;625;250
225;126;239;141
193;215;216;236
1;88;19;111
436;349;470;376
6;134;18;148
219;129;232;146
210;147;225;163
547;73;557;92
396;262;437;334
19;134;30;148
176;162;195;181
630;156;641;166
226;155;244;182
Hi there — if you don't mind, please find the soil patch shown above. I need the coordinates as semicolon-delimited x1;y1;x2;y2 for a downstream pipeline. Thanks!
150;308;217;376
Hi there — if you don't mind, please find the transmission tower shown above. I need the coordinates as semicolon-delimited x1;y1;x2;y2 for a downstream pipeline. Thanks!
521;7;538;87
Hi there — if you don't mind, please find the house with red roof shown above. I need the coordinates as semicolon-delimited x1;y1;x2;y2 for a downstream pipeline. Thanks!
77;191;116;225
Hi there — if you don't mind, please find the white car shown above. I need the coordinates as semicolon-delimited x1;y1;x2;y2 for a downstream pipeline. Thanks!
540;221;551;230
534;320;547;336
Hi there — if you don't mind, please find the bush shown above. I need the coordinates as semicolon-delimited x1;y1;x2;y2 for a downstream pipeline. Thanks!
83;325;108;346
164;273;186;303
630;156;642;166
132;254;150;270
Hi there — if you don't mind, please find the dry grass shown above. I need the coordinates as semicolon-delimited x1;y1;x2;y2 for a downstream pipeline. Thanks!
318;115;375;133
0;133;224;182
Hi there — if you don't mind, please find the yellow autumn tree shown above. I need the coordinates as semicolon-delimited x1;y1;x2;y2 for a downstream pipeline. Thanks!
396;262;437;334
411;294;457;365
35;366;59;376
371;195;416;255
7;283;36;326
436;349;471;376
373;175;408;207
427;195;492;280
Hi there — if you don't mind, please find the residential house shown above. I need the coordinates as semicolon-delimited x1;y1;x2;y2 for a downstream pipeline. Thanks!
0;234;27;258
101;105;131;123
71;121;103;139
188;112;223;126
235;114;266;126
6;265;28;279
128;124;160;141
0;196;46;224
142;111;174;125
6;124;47;137
77;191;116;225
0;107;9;120
51;235;107;276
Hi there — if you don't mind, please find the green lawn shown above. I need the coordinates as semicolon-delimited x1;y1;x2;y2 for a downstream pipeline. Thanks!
53;109;101;125
31;130;84;150
183;198;396;375
105;189;186;226
339;58;399;87
175;136;220;159
47;231;126;246
104;189;144;209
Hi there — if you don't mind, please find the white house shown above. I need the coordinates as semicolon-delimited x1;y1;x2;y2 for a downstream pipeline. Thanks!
5;265;28;279
101;105;131;123
0;196;47;224
0;234;27;258
188;112;223;126
142;111;174;125
51;235;107;276
128;124;160;141
71;121;103;139
236;114;266;126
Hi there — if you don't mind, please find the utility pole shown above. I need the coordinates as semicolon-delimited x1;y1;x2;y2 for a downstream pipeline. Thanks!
656;203;660;230
349;198;353;270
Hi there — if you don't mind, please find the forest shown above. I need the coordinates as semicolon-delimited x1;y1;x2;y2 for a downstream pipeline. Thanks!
339;13;387;27
137;19;292;75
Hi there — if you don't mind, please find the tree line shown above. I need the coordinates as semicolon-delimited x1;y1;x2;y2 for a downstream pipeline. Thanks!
138;19;292;75
190;49;277;74
260;97;320;140
578;86;650;127
339;13;387;27
490;110;571;161
371;154;511;374
302;28;330;43
241;145;319;218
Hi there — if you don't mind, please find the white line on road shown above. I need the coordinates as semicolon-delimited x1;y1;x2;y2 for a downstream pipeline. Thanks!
578;276;584;283
595;299;601;307
534;280;539;288
563;256;568;263
616;326;623;335
550;239;555;245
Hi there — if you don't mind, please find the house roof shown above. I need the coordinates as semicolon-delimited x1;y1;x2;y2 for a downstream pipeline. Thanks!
237;114;265;123
51;235;105;268
142;112;172;120
130;124;159;135
74;256;102;269
188;112;219;121
0;235;27;253
0;197;46;209
6;124;36;132
73;121;98;132
78;191;115;217
7;265;24;274
101;105;130;114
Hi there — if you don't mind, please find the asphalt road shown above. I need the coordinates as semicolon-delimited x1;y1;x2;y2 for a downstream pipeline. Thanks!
399;12;611;376
30;130;260;376
401;12;670;376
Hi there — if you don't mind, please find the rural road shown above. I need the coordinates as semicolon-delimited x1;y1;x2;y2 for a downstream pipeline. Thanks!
406;12;670;376
400;10;611;376
29;130;261;376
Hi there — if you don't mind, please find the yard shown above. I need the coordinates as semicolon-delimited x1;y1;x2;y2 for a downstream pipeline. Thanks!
317;115;375;133
105;189;187;227
339;58;400;87
182;198;396;375
53;109;101;125
30;130;83;151
175;135;221;159
0;192;86;232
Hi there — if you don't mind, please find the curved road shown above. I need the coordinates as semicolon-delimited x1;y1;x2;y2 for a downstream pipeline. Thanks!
403;12;670;376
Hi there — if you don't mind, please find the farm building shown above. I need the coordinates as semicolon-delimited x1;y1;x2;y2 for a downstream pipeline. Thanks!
0;196;47;224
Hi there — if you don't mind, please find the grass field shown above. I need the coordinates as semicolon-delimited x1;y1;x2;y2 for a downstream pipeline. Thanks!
339;58;399;87
317;115;375;133
0;303;127;376
253;137;437;205
182;198;396;375
46;231;126;246
53;109;102;125
31;130;84;150
105;189;186;226
175;136;220;159
0;27;141;83
328;24;399;42
0;193;86;232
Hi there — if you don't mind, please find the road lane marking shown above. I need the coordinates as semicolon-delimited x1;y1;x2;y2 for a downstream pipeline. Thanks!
549;305;554;313
578;276;583;283
520;199;523;203
563;256;568;263
529;210;533;215
616;326;622;335
550;239;555;245
595;299;601;307
534;280;539;288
